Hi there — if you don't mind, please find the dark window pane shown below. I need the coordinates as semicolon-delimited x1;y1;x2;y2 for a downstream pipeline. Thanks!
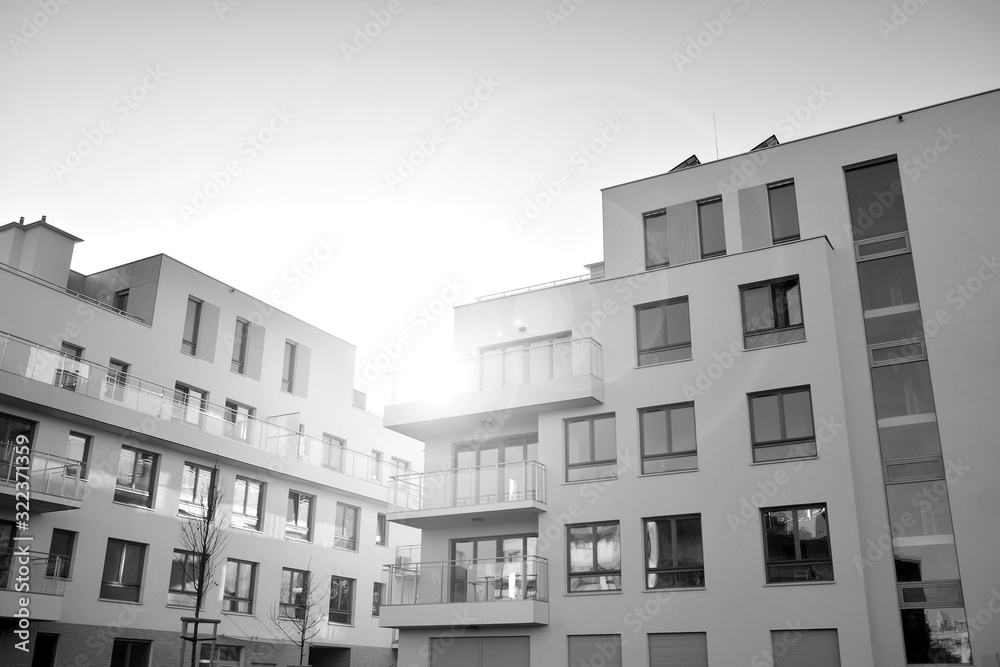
665;300;691;346
782;391;814;440
637;306;665;350
645;212;669;267
641;410;669;457
592;417;616;462
699;199;725;257
872;361;936;420
566;421;590;465
751;395;782;443
901;608;970;665
858;253;919;312
675;518;703;567
846;159;909;241
768;183;800;242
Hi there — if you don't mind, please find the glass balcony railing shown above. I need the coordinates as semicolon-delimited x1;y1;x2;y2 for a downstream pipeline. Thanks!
390;337;602;405
384;555;548;606
388;461;545;514
0;550;69;596
0;442;86;502
0;332;397;486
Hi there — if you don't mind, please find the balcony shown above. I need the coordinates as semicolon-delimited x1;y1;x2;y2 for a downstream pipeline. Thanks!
384;337;604;439
378;556;548;628
0;551;68;621
388;461;546;528
0;443;86;512
0;331;398;487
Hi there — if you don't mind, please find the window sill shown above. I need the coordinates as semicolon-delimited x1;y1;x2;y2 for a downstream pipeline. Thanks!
231;524;264;534
742;337;808;353
564;590;622;597
635;356;693;370
284;535;313;544
562;476;617;486
112;500;156;511
762;580;835;587
332;546;358;553
99;598;143;605
749;455;818;466
328;621;355;627
639;467;698;477
166;603;198;610
221;610;255;617
376;543;389;548
642;586;705;593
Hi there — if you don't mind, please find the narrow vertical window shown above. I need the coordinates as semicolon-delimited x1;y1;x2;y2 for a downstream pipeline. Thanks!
768;181;800;243
231;318;249;374
182;297;202;355
282;341;296;392
698;197;725;258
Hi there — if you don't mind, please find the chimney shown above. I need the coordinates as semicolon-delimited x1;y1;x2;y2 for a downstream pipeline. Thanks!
41;215;47;223
19;217;24;224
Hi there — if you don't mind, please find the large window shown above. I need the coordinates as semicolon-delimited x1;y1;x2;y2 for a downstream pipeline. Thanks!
47;528;75;579
639;403;697;474
114;446;158;508
282;341;296;392
741;276;805;349
329;576;355;625
698;197;725;258
335;503;359;551
181;297;202;355
223;559;256;614
636;297;691;366
644;515;704;589
231;476;264;531
749;387;816;462
565;414;616;482
167;549;200;607
174;383;208;427
567;522;621;592
280;568;309;619
323;433;345;471
762;504;833;583
231;318;249;374
66;431;91;479
101;538;146;602
768;180;800;243
223;401;254;443
179;463;215;517
110;640;150;667
285;491;313;541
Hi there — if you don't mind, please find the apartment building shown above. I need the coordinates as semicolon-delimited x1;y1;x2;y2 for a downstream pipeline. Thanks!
0;220;420;667
378;89;1000;666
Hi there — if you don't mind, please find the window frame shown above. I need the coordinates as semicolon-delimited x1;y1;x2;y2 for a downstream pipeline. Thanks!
114;446;158;508
323;433;346;471
328;575;355;625
231;318;249;374
223;400;255;443
182;297;202;356
567;521;622;593
285;490;314;541
113;289;130;313
564;413;617;482
110;639;151;667
740;275;805;350
767;179;800;244
167;549;201;608
100;538;146;602
760;503;834;584
697;196;726;259
231;476;264;531
66;430;91;479
279;567;309;619
334;502;360;551
47;528;76;579
642;514;705;590
638;402;697;475
178;462;216;518
643;208;669;269
281;340;297;392
376;512;388;547
748;386;817;462
223;558;257;614
173;383;208;428
635;297;692;367
372;581;386;617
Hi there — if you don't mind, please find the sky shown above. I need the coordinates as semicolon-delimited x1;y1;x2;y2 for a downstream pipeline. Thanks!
2;0;998;410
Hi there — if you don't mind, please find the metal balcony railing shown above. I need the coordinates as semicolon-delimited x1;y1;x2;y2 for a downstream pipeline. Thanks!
0;442;86;502
384;555;548;606
390;337;603;405
475;272;599;302
0;332;398;486
0;550;69;596
388;461;545;513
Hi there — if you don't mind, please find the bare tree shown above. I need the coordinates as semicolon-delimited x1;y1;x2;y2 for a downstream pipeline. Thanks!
177;470;230;667
269;560;326;666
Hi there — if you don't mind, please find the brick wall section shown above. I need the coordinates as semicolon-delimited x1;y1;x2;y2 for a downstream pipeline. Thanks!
0;622;395;667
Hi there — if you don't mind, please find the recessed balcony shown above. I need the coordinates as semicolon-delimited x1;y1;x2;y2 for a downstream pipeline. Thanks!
0;550;68;621
388;460;546;528
384;337;604;439
378;556;548;628
0;443;85;512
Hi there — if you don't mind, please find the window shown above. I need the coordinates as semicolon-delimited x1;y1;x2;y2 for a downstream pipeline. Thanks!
223;559;256;614
199;645;242;667
113;289;129;312
66;431;91;479
644;516;704;589
771;629;841;667
182;297;202;355
762;504;833;583
565;414;616;482
649;633;708;667
741;276;805;349
567;522;621;592
282;340;296;392
47;528;75;578
644;209;670;269
295;423;309;461
329;576;355;624
698;197;725;258
768;180;800;243
174;383;207;427
56;342;83;390
179;463;216;517
370;449;383;481
376;513;387;546
372;581;386;616
280;568;309;619
636;298;691;366
232;477;264;530
114;446;158;508
101;538;146;602
285;491;313;541
167;549;200;607
568;635;622;667
231;318;249;374
391;456;411;476
110;640;150;667
639;403;697;474
323;434;345;471
749;387;816;462
223;400;254;443
104;359;130;402
335;503;359;550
